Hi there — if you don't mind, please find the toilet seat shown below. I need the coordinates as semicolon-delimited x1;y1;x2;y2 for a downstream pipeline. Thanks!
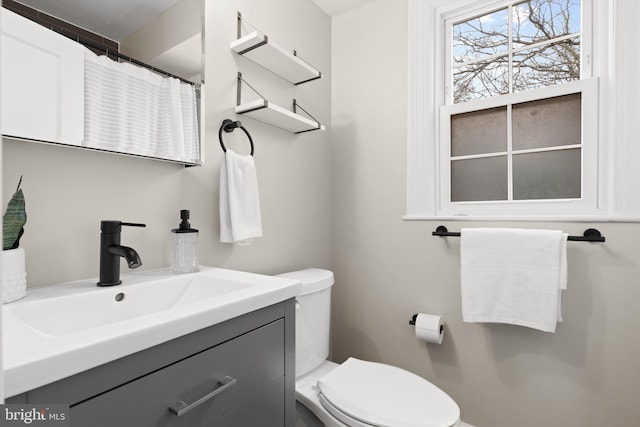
316;358;460;427
318;393;376;427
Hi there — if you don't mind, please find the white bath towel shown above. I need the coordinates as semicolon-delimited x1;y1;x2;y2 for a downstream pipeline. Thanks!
219;149;262;244
460;228;567;333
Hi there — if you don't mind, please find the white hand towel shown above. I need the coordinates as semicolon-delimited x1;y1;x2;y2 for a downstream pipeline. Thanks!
460;228;567;333
219;149;262;244
557;233;568;322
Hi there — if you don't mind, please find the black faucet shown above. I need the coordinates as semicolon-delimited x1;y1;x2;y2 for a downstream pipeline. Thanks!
98;220;146;286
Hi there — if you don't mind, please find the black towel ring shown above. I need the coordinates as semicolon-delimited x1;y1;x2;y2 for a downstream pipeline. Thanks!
218;119;254;156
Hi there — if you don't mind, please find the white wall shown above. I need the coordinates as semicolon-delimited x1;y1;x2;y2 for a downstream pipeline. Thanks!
1;0;332;287
5;0;640;424
331;1;640;426
120;0;201;62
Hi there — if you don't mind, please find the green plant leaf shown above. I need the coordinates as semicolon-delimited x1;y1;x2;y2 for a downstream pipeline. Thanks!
3;177;27;250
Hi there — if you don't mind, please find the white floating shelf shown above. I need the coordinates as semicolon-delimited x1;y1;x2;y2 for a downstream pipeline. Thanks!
236;99;325;134
230;30;321;85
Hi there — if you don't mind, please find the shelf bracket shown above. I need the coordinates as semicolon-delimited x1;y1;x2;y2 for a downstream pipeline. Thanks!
236;72;267;107
292;99;322;133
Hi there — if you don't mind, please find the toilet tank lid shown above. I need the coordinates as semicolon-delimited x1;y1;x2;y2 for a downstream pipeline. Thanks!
276;268;334;295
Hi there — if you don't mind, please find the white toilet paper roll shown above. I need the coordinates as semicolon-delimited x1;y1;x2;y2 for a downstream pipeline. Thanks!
415;313;444;344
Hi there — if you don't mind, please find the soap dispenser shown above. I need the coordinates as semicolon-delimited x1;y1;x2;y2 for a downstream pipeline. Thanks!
171;210;199;273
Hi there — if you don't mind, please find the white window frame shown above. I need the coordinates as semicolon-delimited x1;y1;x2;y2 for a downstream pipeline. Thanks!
404;0;640;222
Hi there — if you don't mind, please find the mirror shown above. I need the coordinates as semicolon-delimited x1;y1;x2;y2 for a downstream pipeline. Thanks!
1;0;204;165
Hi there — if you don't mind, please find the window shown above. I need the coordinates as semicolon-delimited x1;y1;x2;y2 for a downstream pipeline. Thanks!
405;0;617;220
441;0;597;217
449;0;582;103
452;95;582;201
440;79;597;216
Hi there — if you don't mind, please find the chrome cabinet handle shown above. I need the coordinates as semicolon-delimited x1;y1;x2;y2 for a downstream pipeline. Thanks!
168;376;237;417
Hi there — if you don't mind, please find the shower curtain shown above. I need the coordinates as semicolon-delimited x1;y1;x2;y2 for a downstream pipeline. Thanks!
83;49;200;164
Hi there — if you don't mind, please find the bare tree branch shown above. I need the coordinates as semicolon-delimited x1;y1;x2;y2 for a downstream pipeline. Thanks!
453;0;580;103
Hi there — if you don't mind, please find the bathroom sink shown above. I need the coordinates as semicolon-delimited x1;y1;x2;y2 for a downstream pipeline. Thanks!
2;267;301;397
7;270;253;336
175;272;253;307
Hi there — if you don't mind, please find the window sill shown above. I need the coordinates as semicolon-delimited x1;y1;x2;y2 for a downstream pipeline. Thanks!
402;214;640;223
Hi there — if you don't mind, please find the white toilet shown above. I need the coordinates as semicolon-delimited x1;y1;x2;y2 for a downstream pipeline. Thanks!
278;268;461;427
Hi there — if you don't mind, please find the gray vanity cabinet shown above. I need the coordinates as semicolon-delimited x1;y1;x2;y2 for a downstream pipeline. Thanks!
6;299;296;427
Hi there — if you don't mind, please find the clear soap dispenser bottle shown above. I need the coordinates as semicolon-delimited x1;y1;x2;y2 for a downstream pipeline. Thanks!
171;210;199;273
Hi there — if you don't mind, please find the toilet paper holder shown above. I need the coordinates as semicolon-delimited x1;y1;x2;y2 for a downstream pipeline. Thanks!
409;313;444;334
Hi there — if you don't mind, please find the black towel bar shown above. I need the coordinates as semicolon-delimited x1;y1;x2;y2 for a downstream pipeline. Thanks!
432;225;605;242
219;119;254;156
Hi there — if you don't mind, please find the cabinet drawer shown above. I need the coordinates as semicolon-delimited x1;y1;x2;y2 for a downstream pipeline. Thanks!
71;319;284;427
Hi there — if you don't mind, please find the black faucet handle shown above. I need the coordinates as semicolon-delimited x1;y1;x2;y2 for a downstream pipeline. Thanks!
100;221;146;233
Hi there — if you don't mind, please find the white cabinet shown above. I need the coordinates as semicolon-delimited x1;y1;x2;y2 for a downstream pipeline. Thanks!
1;8;84;146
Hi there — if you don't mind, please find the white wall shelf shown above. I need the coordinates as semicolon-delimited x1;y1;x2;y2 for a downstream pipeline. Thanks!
235;99;325;134
235;73;324;134
230;13;321;85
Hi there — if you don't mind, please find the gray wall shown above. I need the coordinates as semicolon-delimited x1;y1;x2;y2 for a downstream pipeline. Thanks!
331;1;640;426
2;0;332;287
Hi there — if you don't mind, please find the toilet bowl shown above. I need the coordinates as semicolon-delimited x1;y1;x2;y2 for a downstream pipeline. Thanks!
277;269;460;427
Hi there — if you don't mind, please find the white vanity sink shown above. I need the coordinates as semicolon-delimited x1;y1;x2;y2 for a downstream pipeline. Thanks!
8;270;254;336
2;267;301;397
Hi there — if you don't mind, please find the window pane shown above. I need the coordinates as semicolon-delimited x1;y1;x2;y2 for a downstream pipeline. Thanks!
512;93;581;150
513;148;581;200
451;107;507;156
451;156;508;202
453;59;509;103
513;0;581;46
453;8;509;63
513;37;580;92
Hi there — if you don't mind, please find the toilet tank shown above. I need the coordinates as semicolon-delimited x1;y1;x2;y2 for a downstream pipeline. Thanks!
277;269;334;378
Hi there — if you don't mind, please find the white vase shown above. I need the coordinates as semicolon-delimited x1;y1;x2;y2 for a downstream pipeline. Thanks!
1;247;27;303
